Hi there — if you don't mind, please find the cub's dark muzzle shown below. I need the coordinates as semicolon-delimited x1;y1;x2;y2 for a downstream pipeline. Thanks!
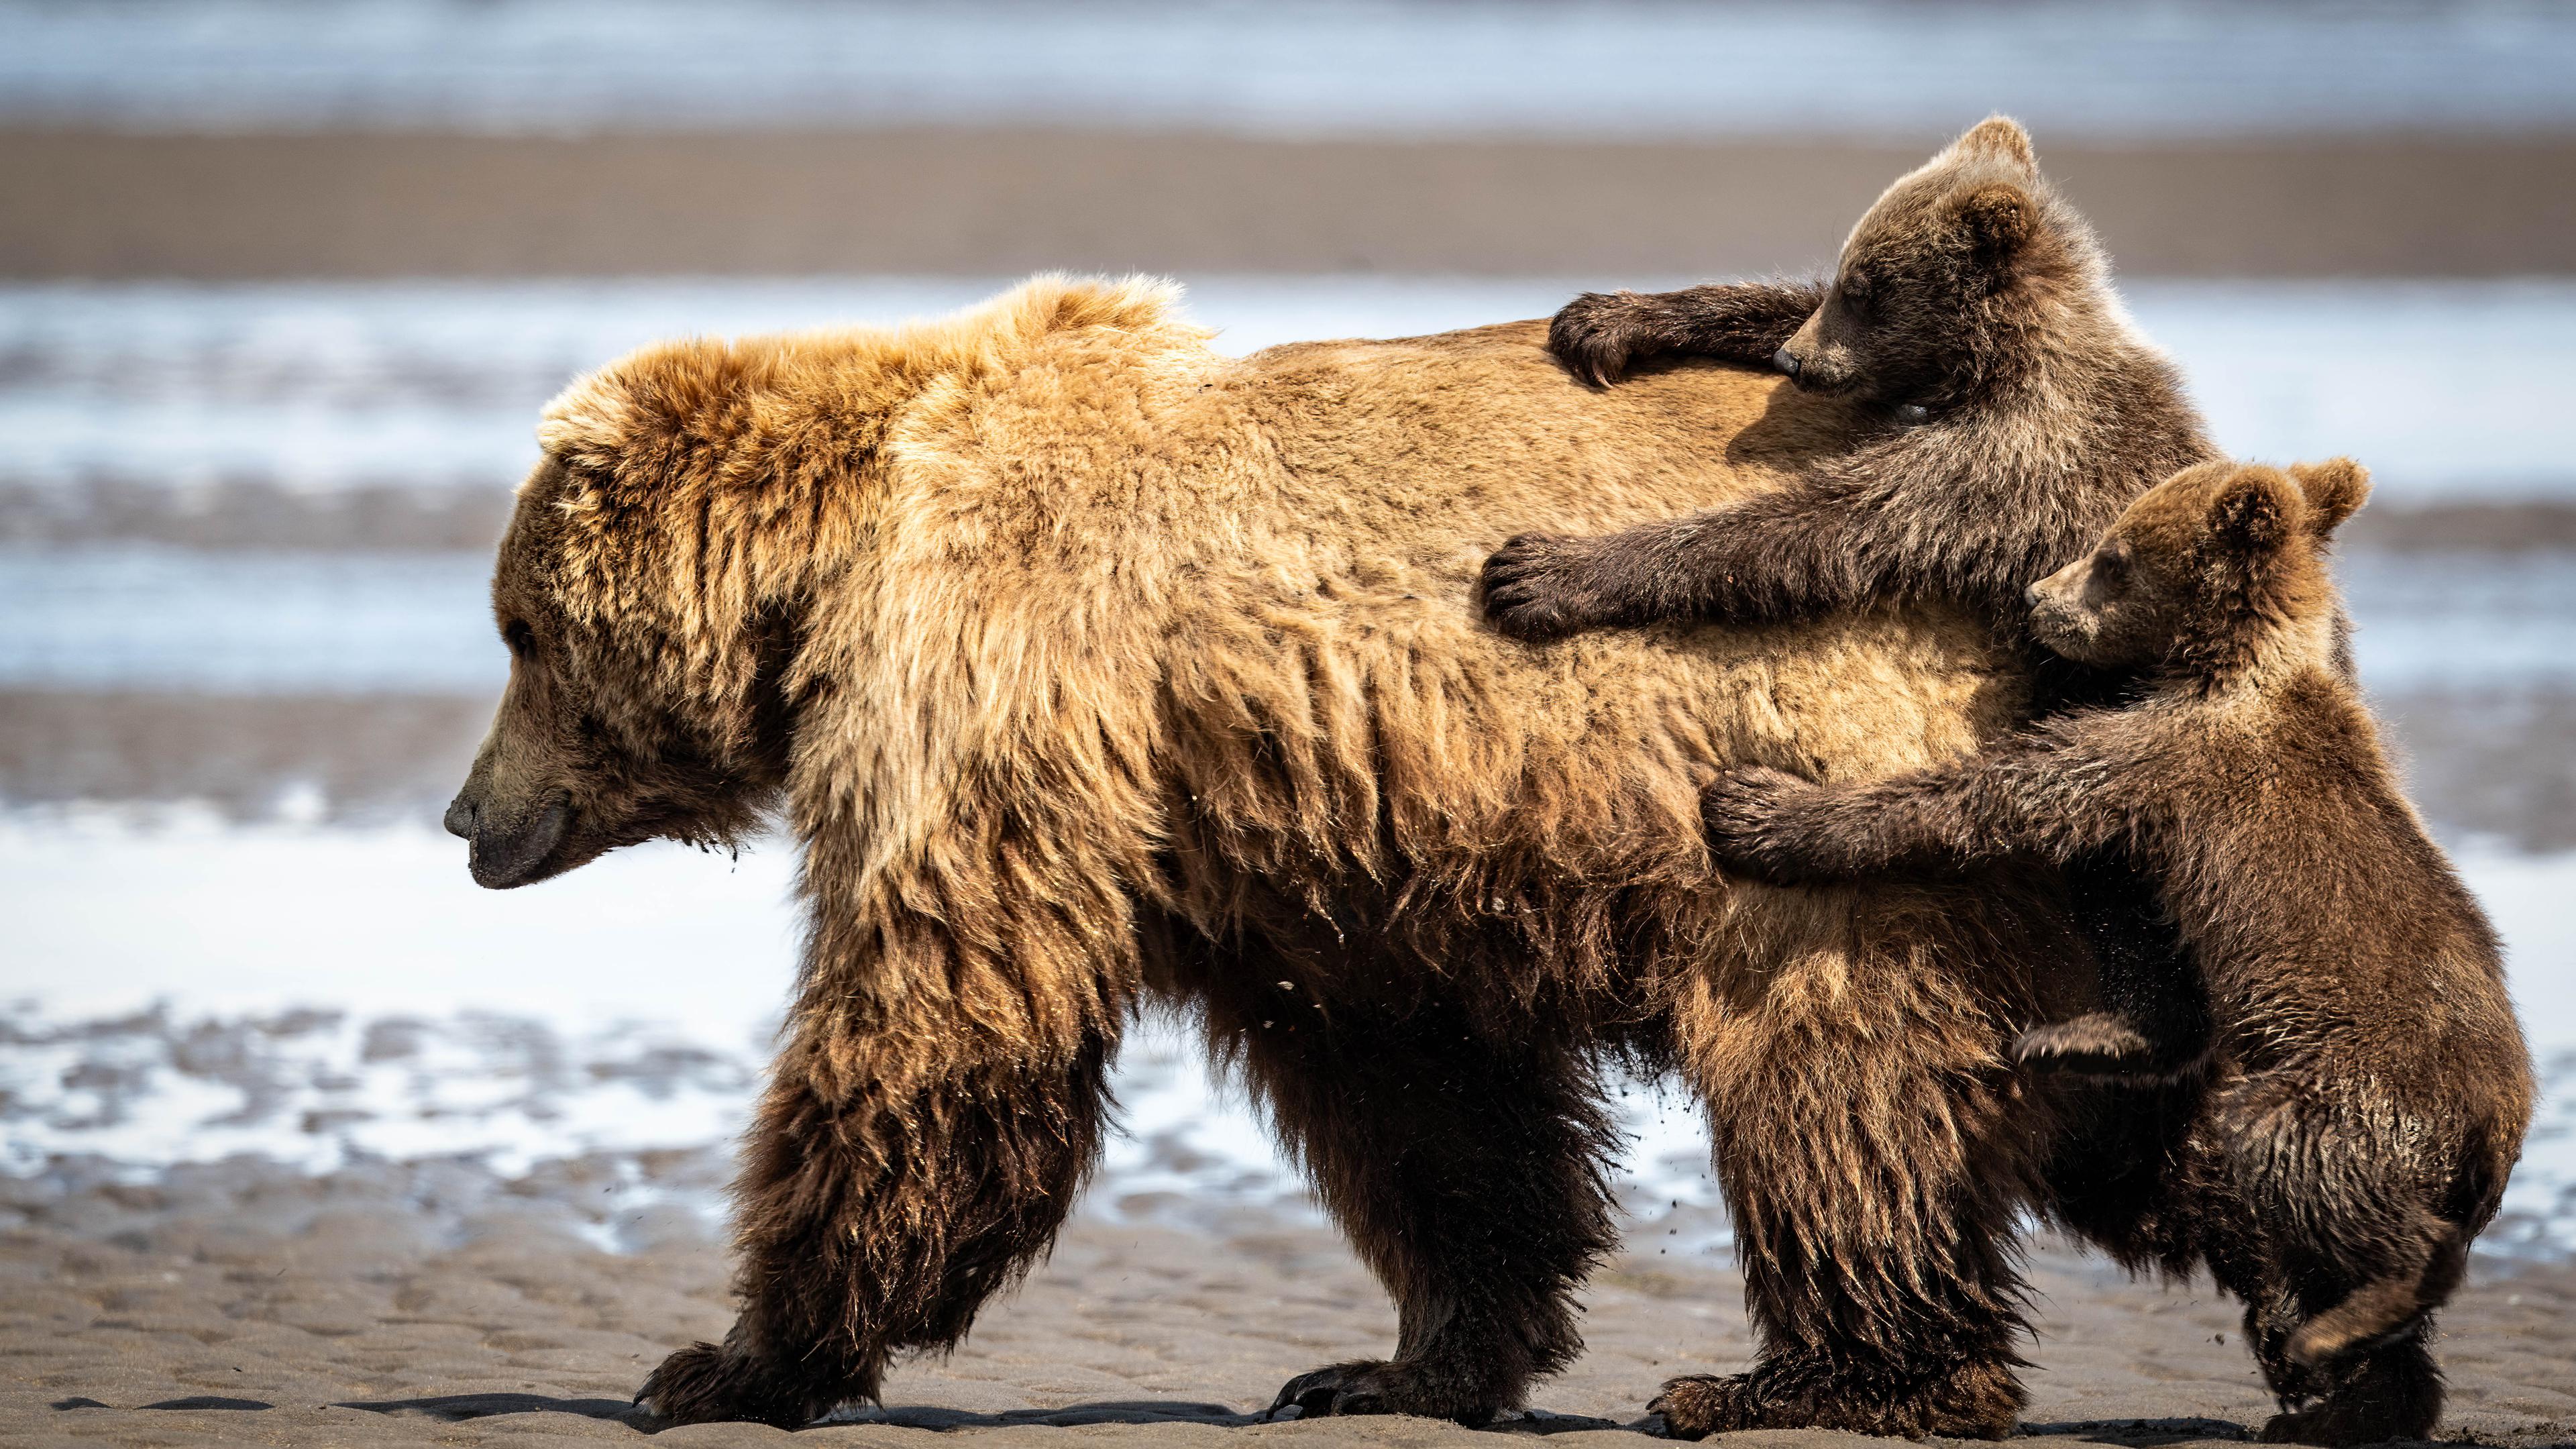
1772;347;1803;382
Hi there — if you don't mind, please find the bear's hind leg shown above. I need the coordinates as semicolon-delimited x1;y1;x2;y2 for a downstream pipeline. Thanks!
1663;903;2041;1440
1222;992;1621;1426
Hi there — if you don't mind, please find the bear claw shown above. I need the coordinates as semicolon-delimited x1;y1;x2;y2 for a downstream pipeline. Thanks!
1480;533;1621;642
1646;1375;1756;1440
635;1342;822;1430
1265;1359;1497;1426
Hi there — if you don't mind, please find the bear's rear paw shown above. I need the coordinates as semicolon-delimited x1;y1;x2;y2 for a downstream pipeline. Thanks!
2013;1013;2161;1077
636;1342;821;1430
1266;1358;1500;1426
1650;1360;2020;1440
1644;1375;1758;1439
2259;1335;2441;1446
2260;1400;2422;1447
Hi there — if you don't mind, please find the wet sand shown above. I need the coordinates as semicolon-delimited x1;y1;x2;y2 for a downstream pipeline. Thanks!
6;1163;2575;1448
7;129;2575;280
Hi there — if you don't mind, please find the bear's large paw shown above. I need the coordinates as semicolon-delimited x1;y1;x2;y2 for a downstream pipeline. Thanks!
1480;533;1629;642
635;1342;820;1430
1649;1362;2021;1441
1265;1358;1501;1426
2260;1399;2424;1447
2258;1334;2441;1446
1644;1375;1759;1439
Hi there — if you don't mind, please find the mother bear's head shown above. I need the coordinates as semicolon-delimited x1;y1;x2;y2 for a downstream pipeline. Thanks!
441;339;841;890
443;276;1190;888
443;447;801;889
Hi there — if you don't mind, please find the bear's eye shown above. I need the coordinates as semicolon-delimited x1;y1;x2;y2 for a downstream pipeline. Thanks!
1840;271;1876;313
2093;543;2131;588
502;619;535;659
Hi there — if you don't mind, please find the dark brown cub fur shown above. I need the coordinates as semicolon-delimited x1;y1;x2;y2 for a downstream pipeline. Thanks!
1494;115;2226;1087
1487;116;2213;641
1701;460;2535;1447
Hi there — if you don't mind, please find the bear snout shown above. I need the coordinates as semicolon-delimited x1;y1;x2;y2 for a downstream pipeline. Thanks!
1772;347;1803;382
443;790;479;841
462;796;576;890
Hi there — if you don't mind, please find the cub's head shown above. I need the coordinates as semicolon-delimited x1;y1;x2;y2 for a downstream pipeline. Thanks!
1777;116;2106;409
2025;458;2369;678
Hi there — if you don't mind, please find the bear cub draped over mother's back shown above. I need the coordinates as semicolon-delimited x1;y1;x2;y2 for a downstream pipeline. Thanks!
1483;116;2223;1081
1483;116;2212;642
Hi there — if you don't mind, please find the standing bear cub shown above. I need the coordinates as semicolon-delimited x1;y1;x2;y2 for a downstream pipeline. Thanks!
1701;460;2534;1448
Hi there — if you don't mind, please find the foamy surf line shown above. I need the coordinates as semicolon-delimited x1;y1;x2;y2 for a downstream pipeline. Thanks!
1;816;2569;1257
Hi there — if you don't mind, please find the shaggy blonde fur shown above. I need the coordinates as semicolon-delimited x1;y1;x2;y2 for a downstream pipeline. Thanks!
453;276;2087;1432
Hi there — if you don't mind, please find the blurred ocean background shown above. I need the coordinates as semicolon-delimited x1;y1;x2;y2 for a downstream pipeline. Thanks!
3;1;2572;1264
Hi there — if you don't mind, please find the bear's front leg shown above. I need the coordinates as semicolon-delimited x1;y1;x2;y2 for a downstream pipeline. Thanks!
637;1007;1116;1428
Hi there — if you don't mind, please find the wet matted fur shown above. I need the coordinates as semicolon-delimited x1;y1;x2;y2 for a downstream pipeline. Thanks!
447;276;2110;1434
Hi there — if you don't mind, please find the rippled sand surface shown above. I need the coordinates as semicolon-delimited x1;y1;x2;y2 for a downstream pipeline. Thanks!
9;1161;2576;1448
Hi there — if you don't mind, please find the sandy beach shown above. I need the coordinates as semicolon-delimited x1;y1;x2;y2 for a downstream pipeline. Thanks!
7;129;2575;280
8;1163;2576;1449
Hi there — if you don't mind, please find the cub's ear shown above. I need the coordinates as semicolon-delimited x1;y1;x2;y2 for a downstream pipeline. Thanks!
2207;467;2298;557
1955;183;2037;260
2287;457;2371;537
1949;115;2038;174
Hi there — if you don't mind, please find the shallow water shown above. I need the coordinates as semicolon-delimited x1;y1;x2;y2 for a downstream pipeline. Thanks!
7;0;2575;138
3;278;2571;505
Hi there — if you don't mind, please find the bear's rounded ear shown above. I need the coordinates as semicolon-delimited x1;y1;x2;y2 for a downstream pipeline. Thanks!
1955;183;2037;260
2208;468;2297;557
1951;115;2038;174
2287;457;2372;537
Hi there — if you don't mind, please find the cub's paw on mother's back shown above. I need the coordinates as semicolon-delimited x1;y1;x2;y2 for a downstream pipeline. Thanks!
1267;1358;1500;1427
1480;533;1631;642
1699;767;1819;885
1548;290;1654;387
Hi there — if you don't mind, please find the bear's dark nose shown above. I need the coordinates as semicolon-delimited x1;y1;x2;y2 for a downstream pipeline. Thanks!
443;793;478;840
2023;584;2047;609
1772;348;1803;381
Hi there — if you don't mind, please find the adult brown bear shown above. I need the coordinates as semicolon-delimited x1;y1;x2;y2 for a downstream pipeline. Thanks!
445;276;2105;1435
